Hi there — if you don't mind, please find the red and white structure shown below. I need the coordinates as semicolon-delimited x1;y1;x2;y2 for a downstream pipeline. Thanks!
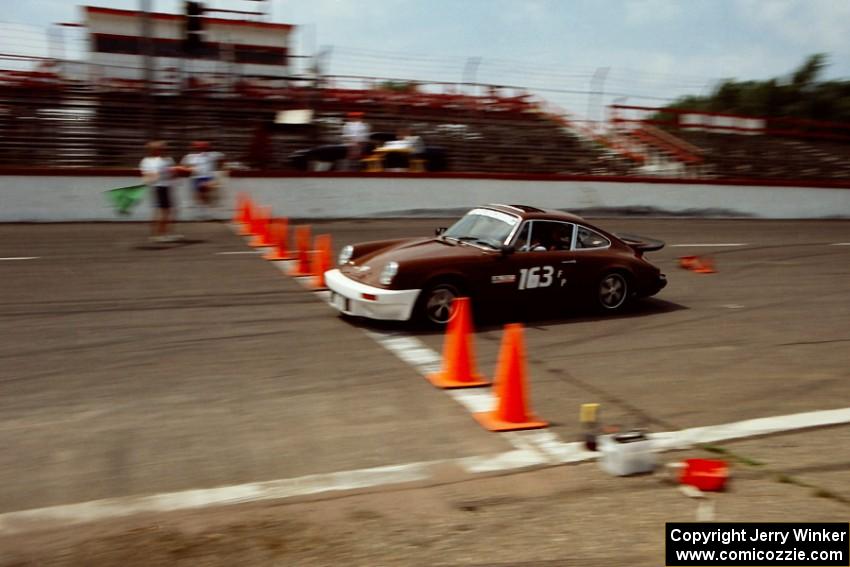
82;5;293;83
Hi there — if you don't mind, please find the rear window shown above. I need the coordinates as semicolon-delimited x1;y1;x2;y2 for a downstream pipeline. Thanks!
576;226;610;249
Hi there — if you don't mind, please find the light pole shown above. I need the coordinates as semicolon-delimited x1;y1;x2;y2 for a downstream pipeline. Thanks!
140;0;156;139
462;56;482;95
587;66;610;125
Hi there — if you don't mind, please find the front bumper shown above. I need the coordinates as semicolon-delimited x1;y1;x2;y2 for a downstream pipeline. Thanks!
324;268;421;321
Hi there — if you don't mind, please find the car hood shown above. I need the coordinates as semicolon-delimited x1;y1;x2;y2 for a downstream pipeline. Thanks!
342;237;491;285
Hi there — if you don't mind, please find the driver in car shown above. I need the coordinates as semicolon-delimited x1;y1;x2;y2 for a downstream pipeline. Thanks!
521;224;572;252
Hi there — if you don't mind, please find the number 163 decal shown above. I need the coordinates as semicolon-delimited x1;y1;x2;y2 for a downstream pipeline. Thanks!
519;266;558;290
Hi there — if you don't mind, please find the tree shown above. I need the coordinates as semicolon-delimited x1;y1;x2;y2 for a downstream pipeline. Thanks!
654;54;849;123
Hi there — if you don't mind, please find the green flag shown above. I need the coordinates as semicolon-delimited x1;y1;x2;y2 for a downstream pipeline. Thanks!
106;185;147;216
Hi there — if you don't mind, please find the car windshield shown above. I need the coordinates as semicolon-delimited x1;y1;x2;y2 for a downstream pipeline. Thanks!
443;208;519;248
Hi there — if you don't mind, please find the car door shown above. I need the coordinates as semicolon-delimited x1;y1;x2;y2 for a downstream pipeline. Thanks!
487;220;579;308
570;224;616;298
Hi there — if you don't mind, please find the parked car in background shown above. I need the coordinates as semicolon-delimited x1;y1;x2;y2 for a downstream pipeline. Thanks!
288;132;449;172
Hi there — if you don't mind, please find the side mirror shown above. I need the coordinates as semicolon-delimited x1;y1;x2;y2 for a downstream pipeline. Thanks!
435;227;447;236
500;244;515;256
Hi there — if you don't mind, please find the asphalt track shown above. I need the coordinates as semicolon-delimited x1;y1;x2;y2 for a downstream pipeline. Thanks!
1;218;849;518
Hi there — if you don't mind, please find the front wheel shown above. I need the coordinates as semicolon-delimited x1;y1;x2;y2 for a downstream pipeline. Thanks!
416;282;462;326
597;272;629;311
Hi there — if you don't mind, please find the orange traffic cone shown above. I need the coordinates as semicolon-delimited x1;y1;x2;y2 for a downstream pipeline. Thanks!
290;225;312;276
250;207;274;247
263;218;293;261
308;234;332;290
693;256;716;274
427;298;489;389
679;255;716;274
473;324;548;431
678;256;698;270
239;196;254;236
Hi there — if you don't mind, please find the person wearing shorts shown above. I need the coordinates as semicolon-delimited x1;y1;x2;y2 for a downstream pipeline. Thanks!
140;140;181;242
182;140;224;218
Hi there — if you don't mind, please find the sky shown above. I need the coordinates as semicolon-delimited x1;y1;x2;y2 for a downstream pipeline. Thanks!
1;0;848;118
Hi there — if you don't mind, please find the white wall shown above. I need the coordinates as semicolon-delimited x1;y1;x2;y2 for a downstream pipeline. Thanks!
1;175;849;222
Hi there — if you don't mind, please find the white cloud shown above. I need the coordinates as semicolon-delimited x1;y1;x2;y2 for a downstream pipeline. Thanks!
736;0;850;53
624;0;684;25
0;22;49;59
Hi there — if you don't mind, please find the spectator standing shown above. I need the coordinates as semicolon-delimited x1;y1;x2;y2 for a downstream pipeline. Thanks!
182;140;225;219
140;140;181;242
341;111;370;171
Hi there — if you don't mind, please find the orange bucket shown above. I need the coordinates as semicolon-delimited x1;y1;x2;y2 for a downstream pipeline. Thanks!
680;458;728;492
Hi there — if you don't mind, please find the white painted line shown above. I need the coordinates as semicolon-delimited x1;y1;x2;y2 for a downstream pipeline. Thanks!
447;389;496;414
0;256;39;261
458;448;549;473
650;407;850;452
215;250;262;255
829;243;850;246
671;243;747;248
5;406;848;534
0;461;438;535
272;260;296;273
513;430;597;463
367;332;443;374
517;407;850;463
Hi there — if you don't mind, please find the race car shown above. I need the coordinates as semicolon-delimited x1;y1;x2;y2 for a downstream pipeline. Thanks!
325;204;667;325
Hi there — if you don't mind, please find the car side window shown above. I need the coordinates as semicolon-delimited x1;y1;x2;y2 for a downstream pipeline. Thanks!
518;221;573;252
576;226;611;249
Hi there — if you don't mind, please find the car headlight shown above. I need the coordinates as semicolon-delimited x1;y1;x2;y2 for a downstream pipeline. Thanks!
338;245;353;265
379;261;399;285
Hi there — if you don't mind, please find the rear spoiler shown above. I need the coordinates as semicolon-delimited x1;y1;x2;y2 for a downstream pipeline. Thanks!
615;233;665;252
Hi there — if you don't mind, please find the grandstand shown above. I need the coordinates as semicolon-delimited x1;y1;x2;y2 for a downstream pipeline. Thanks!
0;4;847;182
3;66;850;183
0;70;627;174
609;104;850;181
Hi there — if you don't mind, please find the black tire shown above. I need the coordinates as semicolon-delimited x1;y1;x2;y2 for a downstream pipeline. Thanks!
597;272;629;311
415;281;463;327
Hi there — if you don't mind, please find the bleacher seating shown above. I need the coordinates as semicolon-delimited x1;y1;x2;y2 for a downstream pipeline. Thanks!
2;74;846;181
672;131;850;180
0;79;621;173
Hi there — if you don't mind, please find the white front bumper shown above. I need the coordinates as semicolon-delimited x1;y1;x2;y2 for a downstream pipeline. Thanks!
324;268;421;321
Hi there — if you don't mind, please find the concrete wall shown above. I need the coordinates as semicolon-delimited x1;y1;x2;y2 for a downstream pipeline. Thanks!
2;174;849;221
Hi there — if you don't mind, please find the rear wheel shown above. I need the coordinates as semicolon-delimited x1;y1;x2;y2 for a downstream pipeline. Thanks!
597;272;629;311
416;282;462;326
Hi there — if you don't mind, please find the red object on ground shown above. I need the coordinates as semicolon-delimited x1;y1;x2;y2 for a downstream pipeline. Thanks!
680;458;729;491
678;255;716;274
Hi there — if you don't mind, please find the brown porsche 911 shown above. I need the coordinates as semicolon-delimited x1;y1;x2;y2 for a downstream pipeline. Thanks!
325;204;667;325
